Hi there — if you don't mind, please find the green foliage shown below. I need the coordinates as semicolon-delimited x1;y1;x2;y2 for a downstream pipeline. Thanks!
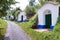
11;8;21;21
29;13;37;22
25;6;36;19
29;0;35;6
54;22;60;32
0;0;16;17
57;16;60;23
39;0;45;5
56;0;60;3
28;13;38;28
0;12;7;17
0;18;7;40
54;16;60;32
19;21;60;40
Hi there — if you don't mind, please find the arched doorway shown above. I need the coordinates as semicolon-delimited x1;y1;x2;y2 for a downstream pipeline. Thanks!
45;14;51;28
21;15;23;21
44;9;52;28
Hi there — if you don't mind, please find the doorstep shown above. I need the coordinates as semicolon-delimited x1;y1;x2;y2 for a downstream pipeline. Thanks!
34;29;50;32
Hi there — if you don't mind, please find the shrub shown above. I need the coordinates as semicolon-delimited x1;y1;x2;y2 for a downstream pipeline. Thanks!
54;16;60;32
57;16;60;23
0;18;7;40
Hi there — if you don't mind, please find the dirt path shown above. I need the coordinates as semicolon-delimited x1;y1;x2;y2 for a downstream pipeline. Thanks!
4;21;30;40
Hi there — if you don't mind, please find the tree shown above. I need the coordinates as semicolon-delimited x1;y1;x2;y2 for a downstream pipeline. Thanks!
38;0;45;5
45;0;60;3
25;6;36;19
11;8;22;21
56;0;60;4
0;0;16;17
25;0;39;19
29;0;35;6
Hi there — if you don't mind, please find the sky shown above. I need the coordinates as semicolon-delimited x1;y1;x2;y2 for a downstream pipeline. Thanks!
11;0;29;10
11;0;39;10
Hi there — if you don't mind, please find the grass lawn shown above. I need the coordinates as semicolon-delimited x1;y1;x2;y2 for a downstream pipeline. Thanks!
18;22;60;40
0;19;7;40
18;14;60;40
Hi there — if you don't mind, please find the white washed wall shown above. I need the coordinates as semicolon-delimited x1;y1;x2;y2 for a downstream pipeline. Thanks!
38;9;45;25
52;6;59;26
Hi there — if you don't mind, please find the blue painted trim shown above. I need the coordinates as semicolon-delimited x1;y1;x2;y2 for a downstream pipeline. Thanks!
50;25;54;30
23;20;26;22
38;25;46;29
17;20;26;22
17;20;22;22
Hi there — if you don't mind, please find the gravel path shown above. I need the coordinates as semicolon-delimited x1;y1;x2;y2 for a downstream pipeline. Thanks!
4;21;30;40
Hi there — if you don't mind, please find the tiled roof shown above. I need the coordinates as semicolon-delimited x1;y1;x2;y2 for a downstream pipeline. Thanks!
38;1;59;10
45;1;58;5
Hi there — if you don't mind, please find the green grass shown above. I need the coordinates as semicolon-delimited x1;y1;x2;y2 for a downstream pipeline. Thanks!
18;22;60;40
18;14;60;40
0;18;7;40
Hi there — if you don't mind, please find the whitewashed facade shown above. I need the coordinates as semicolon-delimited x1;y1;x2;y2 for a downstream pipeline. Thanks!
37;1;59;29
17;12;26;22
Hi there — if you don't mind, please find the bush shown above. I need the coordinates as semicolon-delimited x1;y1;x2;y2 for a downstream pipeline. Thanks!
25;6;36;19
57;16;60;23
28;13;38;28
54;16;60;32
0;18;7;40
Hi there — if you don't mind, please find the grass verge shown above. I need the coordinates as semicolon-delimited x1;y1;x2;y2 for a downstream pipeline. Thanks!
0;19;7;40
18;22;60;40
